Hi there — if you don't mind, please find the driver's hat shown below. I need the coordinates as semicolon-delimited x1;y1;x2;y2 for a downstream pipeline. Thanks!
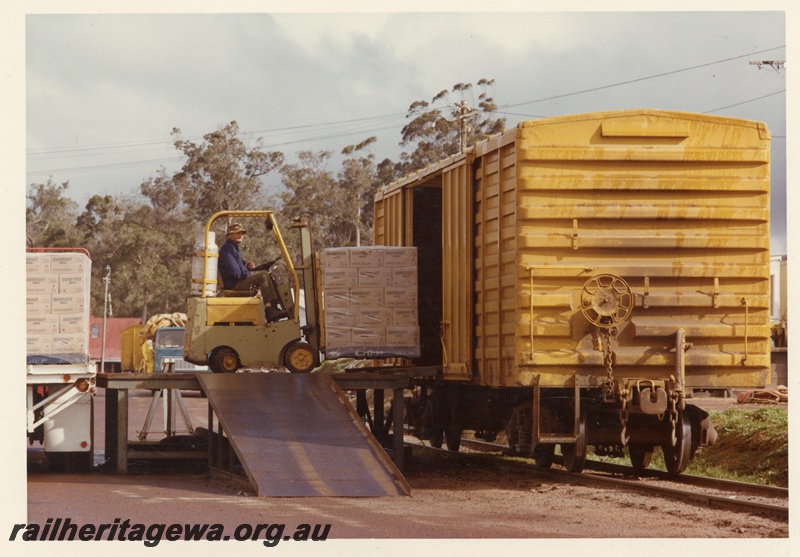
227;223;247;235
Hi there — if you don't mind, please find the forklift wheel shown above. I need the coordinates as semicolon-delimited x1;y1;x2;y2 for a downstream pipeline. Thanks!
208;347;241;374
284;342;317;373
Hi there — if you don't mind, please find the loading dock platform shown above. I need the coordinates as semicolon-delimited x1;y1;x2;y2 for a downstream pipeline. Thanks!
98;368;436;496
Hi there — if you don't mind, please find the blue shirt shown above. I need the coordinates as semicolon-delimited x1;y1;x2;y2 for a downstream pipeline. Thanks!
218;239;249;289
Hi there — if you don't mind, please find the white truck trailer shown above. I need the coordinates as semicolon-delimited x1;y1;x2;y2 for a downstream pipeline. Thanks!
26;248;95;472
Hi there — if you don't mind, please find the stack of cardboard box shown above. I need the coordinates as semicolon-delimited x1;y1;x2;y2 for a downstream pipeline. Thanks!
320;246;420;359
26;251;92;361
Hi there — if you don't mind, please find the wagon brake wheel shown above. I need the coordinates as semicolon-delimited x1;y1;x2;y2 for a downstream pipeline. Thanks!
561;412;587;473
662;411;692;476
580;274;634;327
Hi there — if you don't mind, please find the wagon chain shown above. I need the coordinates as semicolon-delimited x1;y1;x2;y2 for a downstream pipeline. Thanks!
600;325;630;445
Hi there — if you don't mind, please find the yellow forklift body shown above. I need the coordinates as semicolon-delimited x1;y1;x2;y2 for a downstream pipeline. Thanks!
183;211;320;373
206;297;262;325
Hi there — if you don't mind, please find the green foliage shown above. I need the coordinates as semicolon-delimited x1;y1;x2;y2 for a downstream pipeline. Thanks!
277;140;381;251
26;178;81;247
151;121;285;221
277;150;338;252
72;195;194;320
395;79;506;176
689;407;788;486
591;406;788;487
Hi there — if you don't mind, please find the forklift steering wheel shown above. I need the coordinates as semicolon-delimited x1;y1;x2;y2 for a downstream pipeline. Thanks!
252;256;281;272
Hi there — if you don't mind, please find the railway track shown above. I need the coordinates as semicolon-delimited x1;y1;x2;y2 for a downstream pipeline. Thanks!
405;437;788;521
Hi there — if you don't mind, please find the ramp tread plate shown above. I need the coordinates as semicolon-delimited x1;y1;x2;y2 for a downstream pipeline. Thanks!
198;373;409;497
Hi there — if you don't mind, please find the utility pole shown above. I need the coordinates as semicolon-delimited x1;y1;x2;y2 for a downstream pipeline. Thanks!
749;60;785;71
441;100;481;152
453;100;480;152
100;265;111;373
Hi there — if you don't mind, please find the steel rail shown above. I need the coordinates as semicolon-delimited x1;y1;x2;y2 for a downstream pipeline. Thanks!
456;436;787;498
407;438;788;521
579;457;788;498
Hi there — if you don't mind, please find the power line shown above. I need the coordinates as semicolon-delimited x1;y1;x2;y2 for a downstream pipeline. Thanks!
31;45;784;160
27;112;407;157
27;45;786;177
505;46;785;109
703;89;785;114
26;123;407;177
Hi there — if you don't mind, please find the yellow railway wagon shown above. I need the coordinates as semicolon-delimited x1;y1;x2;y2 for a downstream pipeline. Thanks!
375;109;771;474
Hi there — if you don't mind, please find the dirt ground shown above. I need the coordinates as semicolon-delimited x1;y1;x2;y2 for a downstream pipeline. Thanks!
21;389;790;548
25;447;788;539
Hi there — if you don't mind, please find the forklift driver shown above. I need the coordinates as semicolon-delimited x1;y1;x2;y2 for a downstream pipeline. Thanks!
218;222;287;322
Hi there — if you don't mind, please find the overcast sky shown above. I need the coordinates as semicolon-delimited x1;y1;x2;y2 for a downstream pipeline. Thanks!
10;3;794;257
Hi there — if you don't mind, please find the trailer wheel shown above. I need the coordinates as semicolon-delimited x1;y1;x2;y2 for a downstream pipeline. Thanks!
284;342;317;373
208;347;240;374
48;451;92;473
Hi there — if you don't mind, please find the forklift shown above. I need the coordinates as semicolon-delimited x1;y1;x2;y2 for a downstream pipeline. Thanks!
183;211;320;373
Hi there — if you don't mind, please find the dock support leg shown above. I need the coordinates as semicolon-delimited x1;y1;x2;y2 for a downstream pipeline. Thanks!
207;402;214;468
104;389;118;464
116;389;128;474
393;387;404;471
374;389;385;434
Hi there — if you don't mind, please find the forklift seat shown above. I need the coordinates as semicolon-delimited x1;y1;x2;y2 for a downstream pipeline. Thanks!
216;272;258;298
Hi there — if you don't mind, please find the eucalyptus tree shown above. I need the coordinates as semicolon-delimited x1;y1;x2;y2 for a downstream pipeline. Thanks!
395;79;506;177
25;178;80;247
74;194;188;320
278;150;339;251
337;137;381;246
141;121;284;226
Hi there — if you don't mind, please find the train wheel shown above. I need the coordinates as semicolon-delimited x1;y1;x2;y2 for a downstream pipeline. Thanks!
662;412;692;476
445;426;462;452
431;385;461;451
208;347;240;374
532;443;555;468
561;413;587;473
628;444;654;474
430;387;445;448
505;405;526;455
431;423;444;449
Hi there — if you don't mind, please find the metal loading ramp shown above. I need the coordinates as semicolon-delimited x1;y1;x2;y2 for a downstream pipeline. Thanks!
197;373;410;497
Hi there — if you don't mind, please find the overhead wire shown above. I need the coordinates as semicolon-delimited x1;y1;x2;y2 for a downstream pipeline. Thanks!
502;45;785;109
27;45;785;177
